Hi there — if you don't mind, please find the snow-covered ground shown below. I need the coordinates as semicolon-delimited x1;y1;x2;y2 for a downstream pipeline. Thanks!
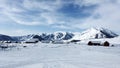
0;43;120;68
79;36;120;46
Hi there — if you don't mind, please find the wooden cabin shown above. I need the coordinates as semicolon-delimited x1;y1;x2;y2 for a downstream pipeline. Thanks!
41;40;50;43
24;38;39;43
88;41;110;47
52;40;64;44
88;41;101;46
103;41;110;46
70;40;80;43
4;41;12;43
0;45;8;49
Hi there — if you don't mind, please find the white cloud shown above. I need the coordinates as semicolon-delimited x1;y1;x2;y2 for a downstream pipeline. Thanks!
23;0;61;12
14;29;37;36
0;0;94;25
0;0;120;34
77;0;120;33
0;0;64;25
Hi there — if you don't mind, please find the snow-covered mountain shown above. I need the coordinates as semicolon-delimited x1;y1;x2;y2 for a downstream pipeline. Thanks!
0;34;14;41
12;34;35;41
0;27;118;42
72;27;118;40
53;31;74;40
32;32;74;41
12;32;74;42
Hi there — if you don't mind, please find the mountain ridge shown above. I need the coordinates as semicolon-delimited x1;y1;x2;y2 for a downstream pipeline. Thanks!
71;27;118;40
0;27;118;41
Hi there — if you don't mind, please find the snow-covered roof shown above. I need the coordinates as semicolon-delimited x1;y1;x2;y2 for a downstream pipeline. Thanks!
89;41;101;43
25;38;39;42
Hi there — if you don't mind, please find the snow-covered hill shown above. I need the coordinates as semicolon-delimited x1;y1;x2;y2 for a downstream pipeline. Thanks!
72;27;118;40
0;34;14;41
12;34;35;41
32;32;74;41
0;27;118;42
17;28;118;42
12;32;74;42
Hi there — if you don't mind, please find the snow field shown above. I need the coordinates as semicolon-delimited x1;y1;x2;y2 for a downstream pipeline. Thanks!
0;43;120;68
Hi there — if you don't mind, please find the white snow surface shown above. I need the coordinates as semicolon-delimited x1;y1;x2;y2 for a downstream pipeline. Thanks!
79;36;120;46
0;43;120;68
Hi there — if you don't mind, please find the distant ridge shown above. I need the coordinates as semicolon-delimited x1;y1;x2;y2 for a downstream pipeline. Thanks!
72;27;118;40
0;27;118;41
0;34;14;41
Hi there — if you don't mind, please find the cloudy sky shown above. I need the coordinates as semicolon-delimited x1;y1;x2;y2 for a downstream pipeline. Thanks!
0;0;120;36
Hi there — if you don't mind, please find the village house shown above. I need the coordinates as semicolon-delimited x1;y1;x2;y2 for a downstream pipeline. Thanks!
52;40;64;44
24;38;39;43
70;40;81;44
88;41;110;47
41;40;50;43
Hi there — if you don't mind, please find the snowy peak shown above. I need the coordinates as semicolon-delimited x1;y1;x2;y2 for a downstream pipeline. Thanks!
31;32;74;41
1;27;118;42
53;31;74;40
13;34;35;41
98;28;118;38
53;31;66;40
78;27;118;40
81;27;100;35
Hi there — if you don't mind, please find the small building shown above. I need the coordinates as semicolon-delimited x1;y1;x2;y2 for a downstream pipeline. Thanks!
103;41;110;46
41;40;50;43
4;41;12;43
88;41;110;47
0;45;8;49
88;41;101;46
52;40;64;44
24;38;39;43
12;41;20;43
70;40;80;43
